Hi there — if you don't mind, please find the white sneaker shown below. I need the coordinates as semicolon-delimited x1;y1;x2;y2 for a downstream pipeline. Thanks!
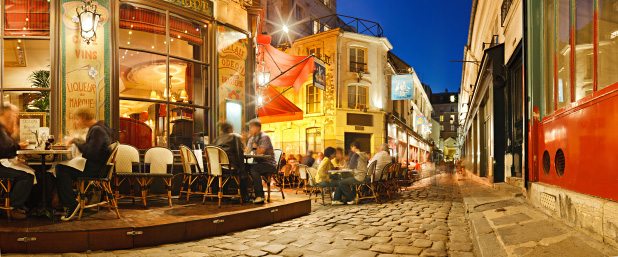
61;203;81;221
331;200;344;205
346;200;357;205
253;197;265;204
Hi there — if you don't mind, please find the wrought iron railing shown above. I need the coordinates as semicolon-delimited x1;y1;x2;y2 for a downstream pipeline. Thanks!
501;0;513;26
297;14;384;38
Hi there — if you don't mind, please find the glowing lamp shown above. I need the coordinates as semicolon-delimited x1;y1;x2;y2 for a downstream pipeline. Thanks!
76;0;101;45
179;89;188;99
282;25;289;34
150;90;158;100
257;71;271;87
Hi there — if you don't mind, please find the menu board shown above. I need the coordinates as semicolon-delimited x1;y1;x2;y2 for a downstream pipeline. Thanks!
60;0;111;134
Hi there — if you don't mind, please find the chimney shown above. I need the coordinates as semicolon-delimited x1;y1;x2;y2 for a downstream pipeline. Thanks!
445;89;448;93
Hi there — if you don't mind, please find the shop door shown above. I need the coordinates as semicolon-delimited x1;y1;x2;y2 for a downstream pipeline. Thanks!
345;133;372;155
511;58;524;177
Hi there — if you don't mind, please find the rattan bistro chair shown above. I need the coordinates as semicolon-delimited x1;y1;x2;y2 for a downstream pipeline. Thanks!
112;144;141;201
178;145;208;201
133;147;174;207
203;146;243;207
304;166;333;205
376;163;394;200
77;142;120;220
354;160;380;204
296;164;309;194
260;149;285;202
0;177;13;218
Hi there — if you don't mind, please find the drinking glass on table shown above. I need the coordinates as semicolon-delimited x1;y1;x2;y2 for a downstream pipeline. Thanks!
47;135;55;144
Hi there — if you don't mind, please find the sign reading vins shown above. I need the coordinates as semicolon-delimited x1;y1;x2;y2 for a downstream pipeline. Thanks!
164;0;213;17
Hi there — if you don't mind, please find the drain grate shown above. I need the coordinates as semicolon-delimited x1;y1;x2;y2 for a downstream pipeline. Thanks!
540;192;556;211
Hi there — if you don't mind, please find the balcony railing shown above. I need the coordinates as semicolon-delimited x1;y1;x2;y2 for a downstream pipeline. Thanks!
501;0;513;26
297;14;384;38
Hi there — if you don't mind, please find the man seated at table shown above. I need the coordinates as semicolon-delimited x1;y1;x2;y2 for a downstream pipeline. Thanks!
0;103;33;220
312;152;324;169
212;121;248;202
301;150;315;167
371;144;392;181
314;147;338;188
332;141;369;205
56;107;112;221
244;118;276;204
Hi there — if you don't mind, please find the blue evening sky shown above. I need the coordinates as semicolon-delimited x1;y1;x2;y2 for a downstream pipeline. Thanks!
337;0;473;94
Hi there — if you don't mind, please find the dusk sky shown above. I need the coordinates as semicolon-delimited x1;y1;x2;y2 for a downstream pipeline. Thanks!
338;0;473;94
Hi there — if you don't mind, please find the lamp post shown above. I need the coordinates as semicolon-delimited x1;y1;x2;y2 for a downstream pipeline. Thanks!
76;0;101;45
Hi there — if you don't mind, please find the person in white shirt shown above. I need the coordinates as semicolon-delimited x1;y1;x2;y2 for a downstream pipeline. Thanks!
371;144;393;181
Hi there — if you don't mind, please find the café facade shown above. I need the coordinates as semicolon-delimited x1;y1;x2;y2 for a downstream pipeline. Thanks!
1;0;260;150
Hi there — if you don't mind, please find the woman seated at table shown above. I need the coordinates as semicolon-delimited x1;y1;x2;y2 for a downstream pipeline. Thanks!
0;103;33;220
332;141;368;205
314;147;338;189
330;147;346;168
56;107;112;221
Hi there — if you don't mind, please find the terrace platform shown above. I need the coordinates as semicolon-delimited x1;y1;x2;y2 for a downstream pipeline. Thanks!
0;194;310;253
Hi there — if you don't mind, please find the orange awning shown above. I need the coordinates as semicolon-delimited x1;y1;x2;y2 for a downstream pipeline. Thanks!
258;85;303;124
257;35;315;93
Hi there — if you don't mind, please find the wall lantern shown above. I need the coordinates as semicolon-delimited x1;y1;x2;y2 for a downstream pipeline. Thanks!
76;0;101;45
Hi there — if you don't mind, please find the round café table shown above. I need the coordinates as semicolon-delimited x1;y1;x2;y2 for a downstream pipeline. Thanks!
17;149;71;220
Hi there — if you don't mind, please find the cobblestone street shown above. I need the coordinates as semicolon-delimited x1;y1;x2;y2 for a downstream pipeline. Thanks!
7;174;474;257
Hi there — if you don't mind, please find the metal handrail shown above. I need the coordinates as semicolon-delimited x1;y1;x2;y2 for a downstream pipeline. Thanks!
297;14;384;38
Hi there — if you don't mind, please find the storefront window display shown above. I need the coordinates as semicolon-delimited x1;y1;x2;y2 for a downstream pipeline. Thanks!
118;2;208;150
1;0;51;141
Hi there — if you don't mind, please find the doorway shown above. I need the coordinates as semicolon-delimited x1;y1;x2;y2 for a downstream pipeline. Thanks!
345;133;372;155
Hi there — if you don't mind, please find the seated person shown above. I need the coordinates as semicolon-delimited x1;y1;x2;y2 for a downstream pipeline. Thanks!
371;144;392;180
0;103;33;220
314;147;338;189
212;121;247;201
332;141;369;205
311;152;324;169
244;119;276;204
330;147;346;168
56;107;112;221
301;150;315;167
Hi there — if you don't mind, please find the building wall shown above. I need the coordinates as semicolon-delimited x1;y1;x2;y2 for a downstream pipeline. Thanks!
260;0;336;45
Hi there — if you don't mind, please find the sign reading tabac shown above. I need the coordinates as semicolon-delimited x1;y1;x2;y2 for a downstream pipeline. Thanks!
61;0;111;134
163;0;213;17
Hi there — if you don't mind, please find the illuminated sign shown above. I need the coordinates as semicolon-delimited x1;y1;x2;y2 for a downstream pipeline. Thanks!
415;115;426;126
163;0;213;17
391;75;414;100
313;58;326;91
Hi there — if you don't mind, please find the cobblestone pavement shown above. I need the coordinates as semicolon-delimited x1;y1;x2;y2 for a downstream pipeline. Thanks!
8;174;474;257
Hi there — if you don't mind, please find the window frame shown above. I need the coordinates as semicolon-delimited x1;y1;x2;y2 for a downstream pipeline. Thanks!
347;84;369;110
1;0;53;140
306;84;323;114
349;46;367;73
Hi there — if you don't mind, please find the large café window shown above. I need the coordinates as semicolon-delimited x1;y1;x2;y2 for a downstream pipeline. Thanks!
118;3;208;150
542;0;618;117
1;0;51;141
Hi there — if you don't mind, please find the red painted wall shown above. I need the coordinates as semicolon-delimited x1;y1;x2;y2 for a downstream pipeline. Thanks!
534;84;618;201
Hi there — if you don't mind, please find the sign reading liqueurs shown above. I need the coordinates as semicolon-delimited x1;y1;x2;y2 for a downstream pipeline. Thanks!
163;0;213;17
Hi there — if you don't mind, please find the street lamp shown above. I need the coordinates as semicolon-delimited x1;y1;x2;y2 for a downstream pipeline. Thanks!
282;25;290;34
76;0;101;45
257;69;271;88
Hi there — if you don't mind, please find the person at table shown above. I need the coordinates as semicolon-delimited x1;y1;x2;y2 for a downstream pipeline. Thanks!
0;103;33;220
212;121;248;201
312;152;324;169
56;107;112;221
331;147;346;168
371;144;393;181
301;150;315;167
244;118;276;204
287;154;297;165
332;141;369;205
314;147;338;188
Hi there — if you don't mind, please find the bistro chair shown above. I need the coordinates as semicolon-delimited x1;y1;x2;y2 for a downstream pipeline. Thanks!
354;160;380;204
179;145;208;201
0;177;13;218
112;144;141;201
203;146;242;207
135;147;175;207
279;164;294;189
296;165;309;194
376;163;394;200
261;149;285;202
77;142;120;220
304;166;333;205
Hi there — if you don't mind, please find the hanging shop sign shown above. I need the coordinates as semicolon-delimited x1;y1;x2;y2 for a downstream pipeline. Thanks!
163;0;213;17
313;58;326;91
415;115;426;126
61;0;111;134
391;74;414;100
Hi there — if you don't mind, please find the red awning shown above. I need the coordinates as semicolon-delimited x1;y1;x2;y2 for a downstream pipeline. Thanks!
257;35;314;93
258;85;303;124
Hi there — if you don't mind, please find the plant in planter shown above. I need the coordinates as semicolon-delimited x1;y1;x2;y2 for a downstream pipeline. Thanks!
26;69;50;113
